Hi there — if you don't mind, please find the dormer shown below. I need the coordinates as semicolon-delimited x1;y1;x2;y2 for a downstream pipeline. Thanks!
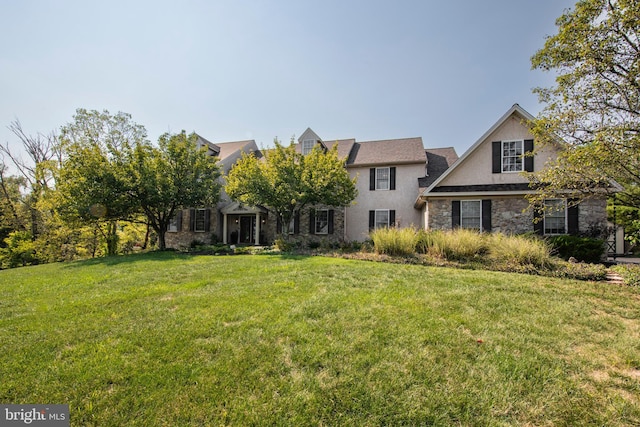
298;128;326;155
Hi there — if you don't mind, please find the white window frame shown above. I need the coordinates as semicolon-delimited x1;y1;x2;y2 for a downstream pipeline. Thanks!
460;200;481;231
376;167;390;190
315;209;329;234
168;215;179;232
288;216;295;235
302;139;315;155
502;140;524;173
374;209;390;229
194;208;207;232
544;199;567;235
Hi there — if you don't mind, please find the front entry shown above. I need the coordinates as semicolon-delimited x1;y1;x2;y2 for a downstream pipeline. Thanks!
239;216;256;244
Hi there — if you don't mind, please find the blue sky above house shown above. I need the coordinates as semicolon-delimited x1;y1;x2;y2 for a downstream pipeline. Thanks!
0;0;575;161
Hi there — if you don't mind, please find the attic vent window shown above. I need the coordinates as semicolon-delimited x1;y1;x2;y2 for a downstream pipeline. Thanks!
302;139;315;155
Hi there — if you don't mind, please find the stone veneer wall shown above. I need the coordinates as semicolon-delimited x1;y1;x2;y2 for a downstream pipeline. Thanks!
427;196;608;235
265;206;346;245
165;208;220;249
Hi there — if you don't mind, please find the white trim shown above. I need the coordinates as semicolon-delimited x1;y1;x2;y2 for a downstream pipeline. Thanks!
543;198;567;235
374;209;390;229
501;139;524;173
460;200;482;231
375;167;390;190
315;209;329;234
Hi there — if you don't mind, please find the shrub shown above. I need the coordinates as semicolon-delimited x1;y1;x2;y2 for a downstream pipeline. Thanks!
370;227;417;256
548;235;605;263
488;234;553;269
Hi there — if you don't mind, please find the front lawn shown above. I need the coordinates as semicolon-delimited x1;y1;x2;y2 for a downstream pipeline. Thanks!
0;252;639;425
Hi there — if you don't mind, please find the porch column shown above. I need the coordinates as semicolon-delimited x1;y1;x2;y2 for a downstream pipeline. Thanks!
254;213;260;246
223;213;228;244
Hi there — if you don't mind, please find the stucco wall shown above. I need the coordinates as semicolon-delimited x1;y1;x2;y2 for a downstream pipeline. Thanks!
440;116;558;187
345;163;424;241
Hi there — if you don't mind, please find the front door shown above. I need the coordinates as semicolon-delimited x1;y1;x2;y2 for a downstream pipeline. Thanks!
239;216;255;244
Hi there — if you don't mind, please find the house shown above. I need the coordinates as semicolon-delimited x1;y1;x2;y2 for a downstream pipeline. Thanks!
416;104;610;236
165;104;612;248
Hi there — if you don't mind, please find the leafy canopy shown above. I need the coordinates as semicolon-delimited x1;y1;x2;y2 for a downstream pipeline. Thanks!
529;0;639;209
225;139;357;234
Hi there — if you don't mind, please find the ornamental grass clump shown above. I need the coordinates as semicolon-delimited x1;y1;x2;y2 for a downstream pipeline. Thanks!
370;227;417;256
428;229;489;261
488;233;553;269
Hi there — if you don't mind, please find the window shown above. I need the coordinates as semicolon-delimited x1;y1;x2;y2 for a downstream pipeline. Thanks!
544;199;566;235
315;209;329;234
460;200;481;230
194;208;207;232
302;139;315;155
375;210;390;229
502;140;523;172
376;167;390;190
168;216;178;232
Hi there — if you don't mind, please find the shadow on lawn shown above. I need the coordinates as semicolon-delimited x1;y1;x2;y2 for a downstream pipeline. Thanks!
61;250;185;269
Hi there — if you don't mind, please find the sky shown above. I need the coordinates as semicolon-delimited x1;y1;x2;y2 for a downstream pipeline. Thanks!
1;0;576;164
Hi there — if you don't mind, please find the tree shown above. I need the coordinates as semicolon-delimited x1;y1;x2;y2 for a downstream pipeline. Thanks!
128;131;222;250
528;0;639;216
57;109;149;256
225;139;357;236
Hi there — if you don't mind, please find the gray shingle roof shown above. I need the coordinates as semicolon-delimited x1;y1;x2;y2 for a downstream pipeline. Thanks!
348;137;426;166
418;147;459;189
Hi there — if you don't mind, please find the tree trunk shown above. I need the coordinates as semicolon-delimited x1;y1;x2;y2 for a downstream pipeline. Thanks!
106;220;119;256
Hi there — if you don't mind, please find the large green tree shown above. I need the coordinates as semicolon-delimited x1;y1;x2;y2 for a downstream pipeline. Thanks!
225;139;357;236
128;131;221;250
58;109;149;255
529;0;639;213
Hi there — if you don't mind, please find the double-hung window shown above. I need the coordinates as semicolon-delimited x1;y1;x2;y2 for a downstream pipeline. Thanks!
460;200;481;230
544;199;567;235
315;209;329;234
375;210;390;229
376;167;390;190
168;216;179;232
194;208;207;232
302;139;315;155
502;140;523;172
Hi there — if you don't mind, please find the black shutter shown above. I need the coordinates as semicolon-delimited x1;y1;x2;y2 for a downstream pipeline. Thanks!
189;208;196;231
492;141;502;174
294;211;300;234
568;202;579;235
389;210;396;227
390;167;396;190
533;205;544;235
328;210;334;234
176;210;183;231
369;210;375;230
482;200;492;232
370;168;376;191
309;209;316;235
452;201;461;229
524;139;534;172
204;209;211;232
276;216;282;234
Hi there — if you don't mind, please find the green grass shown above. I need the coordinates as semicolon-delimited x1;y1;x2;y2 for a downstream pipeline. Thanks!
1;252;639;426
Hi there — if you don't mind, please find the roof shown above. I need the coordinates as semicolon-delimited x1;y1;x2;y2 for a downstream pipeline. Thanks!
215;140;258;160
324;139;356;160
348;137;426;166
418;147;459;189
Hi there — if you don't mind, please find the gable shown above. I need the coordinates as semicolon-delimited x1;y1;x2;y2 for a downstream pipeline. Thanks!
426;105;559;193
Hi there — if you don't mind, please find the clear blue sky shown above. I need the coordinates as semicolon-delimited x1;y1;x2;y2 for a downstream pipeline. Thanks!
1;0;576;161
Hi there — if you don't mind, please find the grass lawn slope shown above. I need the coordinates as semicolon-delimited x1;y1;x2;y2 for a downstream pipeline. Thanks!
1;252;639;426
